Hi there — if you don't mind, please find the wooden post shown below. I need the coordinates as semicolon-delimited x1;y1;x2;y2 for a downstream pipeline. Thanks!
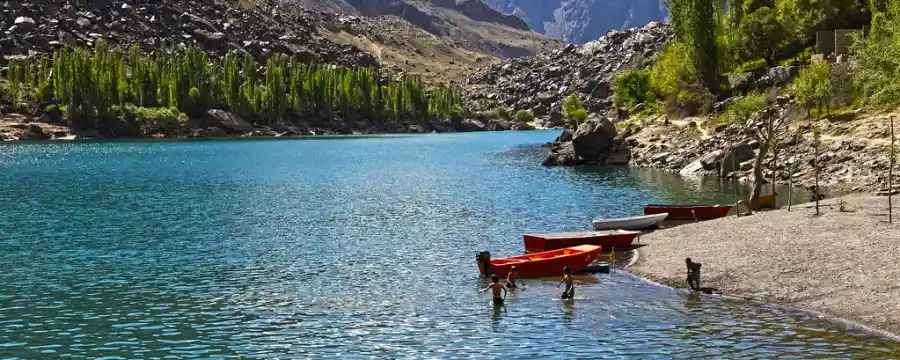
788;163;794;211
890;116;895;224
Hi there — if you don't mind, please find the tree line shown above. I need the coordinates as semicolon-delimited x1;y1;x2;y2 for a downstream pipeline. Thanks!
2;40;464;133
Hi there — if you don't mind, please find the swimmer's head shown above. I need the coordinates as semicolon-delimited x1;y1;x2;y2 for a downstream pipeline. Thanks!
491;274;499;282
563;266;570;274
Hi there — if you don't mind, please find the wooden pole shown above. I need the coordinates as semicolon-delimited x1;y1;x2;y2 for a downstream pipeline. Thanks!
890;116;895;224
788;163;794;211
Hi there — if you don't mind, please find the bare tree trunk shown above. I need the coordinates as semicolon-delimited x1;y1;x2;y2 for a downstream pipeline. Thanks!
788;164;794;211
749;143;769;211
771;143;778;196
814;143;821;216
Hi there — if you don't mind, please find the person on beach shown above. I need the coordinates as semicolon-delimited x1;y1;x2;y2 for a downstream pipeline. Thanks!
558;266;574;300
686;258;702;291
506;266;524;290
481;274;507;306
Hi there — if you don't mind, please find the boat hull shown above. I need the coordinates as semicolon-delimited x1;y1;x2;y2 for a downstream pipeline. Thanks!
592;213;668;230
523;230;640;253
486;245;603;278
643;204;733;221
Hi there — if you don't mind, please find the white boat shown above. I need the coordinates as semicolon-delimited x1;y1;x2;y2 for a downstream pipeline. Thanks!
591;213;668;230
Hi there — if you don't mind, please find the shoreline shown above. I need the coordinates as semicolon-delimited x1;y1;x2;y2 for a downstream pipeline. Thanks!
624;251;900;342
625;194;900;342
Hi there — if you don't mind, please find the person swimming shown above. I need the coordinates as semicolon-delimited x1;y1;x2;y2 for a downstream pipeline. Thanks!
481;274;508;306
558;266;574;300
506;266;524;289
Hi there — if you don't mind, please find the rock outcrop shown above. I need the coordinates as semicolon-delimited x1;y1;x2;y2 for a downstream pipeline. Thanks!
461;21;672;128
542;115;631;166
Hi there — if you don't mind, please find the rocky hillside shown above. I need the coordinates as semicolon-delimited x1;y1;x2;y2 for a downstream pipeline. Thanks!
292;0;563;59
0;0;377;66
460;21;671;127
487;0;667;44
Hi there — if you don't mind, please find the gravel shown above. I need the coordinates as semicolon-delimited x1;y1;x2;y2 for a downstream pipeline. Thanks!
629;194;900;336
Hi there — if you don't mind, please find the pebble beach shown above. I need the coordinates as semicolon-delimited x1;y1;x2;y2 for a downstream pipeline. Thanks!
629;194;900;337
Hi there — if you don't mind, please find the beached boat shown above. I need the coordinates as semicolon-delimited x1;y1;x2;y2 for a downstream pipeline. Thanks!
643;204;733;221
484;245;603;278
748;194;776;210
523;230;640;253
591;213;668;230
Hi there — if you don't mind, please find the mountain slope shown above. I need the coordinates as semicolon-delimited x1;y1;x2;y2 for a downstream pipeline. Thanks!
487;0;667;44
291;0;563;59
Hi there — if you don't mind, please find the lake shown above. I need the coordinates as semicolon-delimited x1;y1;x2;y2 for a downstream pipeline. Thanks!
1;131;898;359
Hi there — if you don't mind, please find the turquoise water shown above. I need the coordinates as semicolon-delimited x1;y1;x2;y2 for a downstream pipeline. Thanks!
0;131;898;359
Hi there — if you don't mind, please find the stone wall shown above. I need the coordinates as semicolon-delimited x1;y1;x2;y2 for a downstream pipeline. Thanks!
816;29;864;60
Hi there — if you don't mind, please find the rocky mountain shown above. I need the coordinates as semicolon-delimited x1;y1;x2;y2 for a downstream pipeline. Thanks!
486;0;667;44
0;0;377;66
290;0;563;59
460;21;671;128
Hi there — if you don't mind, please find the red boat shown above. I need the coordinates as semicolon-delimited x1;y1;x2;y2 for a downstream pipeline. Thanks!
643;204;733;221
484;245;603;278
523;230;640;253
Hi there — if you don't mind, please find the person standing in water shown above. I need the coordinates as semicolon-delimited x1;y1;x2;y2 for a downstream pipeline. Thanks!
481;274;507;306
685;258;702;291
506;266;525;290
558;266;574;300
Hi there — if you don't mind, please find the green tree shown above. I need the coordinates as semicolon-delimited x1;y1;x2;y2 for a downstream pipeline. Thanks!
665;0;720;92
738;7;785;66
853;1;900;108
515;109;535;123
791;60;832;118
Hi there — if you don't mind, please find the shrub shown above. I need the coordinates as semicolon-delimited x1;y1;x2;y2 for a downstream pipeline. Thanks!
613;68;655;108
515;109;534;123
112;104;187;135
664;83;715;118
714;91;767;124
495;106;510;120
650;42;698;99
570;109;588;123
562;94;585;124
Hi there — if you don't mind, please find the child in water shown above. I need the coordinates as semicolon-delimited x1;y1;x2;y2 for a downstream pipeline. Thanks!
481;274;508;305
558;266;574;300
506;266;524;290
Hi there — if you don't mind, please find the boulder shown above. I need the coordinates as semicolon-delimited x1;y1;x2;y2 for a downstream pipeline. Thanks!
571;115;617;160
22;124;50;140
203;110;254;134
719;141;756;176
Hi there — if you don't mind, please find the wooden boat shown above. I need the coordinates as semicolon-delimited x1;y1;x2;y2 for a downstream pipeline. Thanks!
523;230;640;253
591;213;668;230
484;245;603;278
643;204;733;221
747;194;776;211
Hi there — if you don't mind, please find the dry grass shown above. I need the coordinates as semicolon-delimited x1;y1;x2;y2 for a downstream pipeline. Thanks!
629;194;900;335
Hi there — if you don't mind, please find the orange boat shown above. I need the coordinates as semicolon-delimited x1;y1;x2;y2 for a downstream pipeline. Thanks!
483;245;603;278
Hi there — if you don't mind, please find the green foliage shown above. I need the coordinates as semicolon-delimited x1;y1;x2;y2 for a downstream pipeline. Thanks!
570;109;588;123
791;60;832;116
853;2;900;108
738;7;785;66
612;68;655;108
562;94;586;124
776;0;863;39
115;104;188;135
650;42;698;98
3;41;464;132
713;91;767;124
666;83;715;117
515;109;534;123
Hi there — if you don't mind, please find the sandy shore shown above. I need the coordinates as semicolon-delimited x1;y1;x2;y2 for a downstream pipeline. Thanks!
628;194;900;337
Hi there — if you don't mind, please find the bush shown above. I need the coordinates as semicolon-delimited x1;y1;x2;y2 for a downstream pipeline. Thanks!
562;94;585;124
713;91;767;124
570;109;588;123
515;109;534;123
495;106;510;120
613;68;655;108
664;84;715;118
112;104;187;135
650;42;698;99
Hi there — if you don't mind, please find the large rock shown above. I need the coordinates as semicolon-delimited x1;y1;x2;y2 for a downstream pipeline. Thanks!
203;110;254;134
718;141;756;176
543;115;628;166
571;115;617;160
